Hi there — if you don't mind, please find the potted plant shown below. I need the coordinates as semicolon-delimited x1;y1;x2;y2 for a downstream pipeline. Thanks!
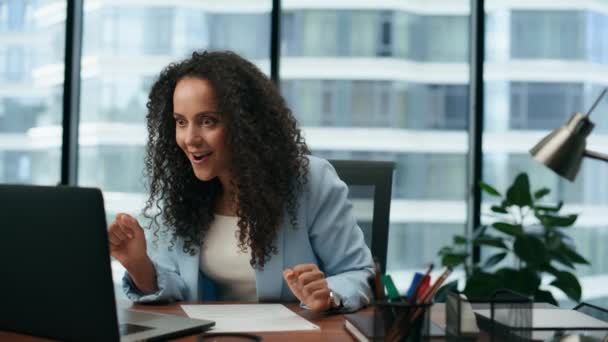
437;173;589;305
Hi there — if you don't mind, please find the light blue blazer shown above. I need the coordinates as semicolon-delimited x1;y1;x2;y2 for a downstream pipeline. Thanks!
123;155;374;312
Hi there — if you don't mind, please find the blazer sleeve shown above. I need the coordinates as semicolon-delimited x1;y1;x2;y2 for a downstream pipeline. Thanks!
305;158;375;312
122;234;189;303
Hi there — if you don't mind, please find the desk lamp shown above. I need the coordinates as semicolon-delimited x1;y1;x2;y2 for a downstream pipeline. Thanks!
530;87;608;181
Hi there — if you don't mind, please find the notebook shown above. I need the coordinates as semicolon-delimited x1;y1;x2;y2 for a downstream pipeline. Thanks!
0;184;215;342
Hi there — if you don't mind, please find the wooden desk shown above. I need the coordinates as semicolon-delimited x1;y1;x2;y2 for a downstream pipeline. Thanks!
0;302;378;341
0;301;560;341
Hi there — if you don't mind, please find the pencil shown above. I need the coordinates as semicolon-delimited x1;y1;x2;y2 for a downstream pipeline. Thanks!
373;259;385;300
418;266;453;305
407;263;434;304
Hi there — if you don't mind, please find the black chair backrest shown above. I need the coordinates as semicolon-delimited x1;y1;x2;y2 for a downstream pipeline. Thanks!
329;159;395;272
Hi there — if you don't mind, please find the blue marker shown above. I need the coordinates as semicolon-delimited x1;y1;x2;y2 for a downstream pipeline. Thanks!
405;272;424;298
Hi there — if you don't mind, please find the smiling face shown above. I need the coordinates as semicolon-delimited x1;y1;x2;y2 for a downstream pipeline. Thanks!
173;77;231;185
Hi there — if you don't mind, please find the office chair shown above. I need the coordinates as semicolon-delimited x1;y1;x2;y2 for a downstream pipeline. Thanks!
329;159;395;273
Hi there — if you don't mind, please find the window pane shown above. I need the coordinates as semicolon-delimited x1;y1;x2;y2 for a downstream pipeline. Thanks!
485;5;608;306
511;11;585;60
78;1;271;226
281;2;470;289
0;0;65;185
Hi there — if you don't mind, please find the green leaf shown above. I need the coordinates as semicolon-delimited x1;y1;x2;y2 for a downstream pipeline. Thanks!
480;181;501;197
464;271;504;299
540;263;561;277
442;253;468;268
505;173;533;207
539;214;578;228
535;201;563;213
560;244;590;265
546;235;562;251
483;252;508;268
453;235;467;245
496;267;540;295
550;271;582;302
434;280;459;302
514;235;548;265
492;222;524;236
550;251;576;269
437;247;452;256
491;205;508;214
535;289;558;305
551;228;569;239
534;188;551;199
473;237;508;249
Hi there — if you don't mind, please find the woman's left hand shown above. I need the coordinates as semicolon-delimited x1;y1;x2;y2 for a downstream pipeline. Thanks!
283;264;332;312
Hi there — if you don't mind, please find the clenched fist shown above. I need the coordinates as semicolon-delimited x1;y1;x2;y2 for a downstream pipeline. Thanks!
283;264;333;312
108;213;157;293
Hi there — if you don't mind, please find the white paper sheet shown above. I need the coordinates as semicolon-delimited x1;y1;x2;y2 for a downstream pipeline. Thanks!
181;304;320;333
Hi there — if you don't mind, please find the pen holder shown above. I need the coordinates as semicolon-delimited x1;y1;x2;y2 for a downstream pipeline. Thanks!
374;298;432;342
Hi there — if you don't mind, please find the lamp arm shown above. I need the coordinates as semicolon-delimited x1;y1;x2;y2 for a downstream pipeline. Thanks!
585;87;607;117
584;150;608;162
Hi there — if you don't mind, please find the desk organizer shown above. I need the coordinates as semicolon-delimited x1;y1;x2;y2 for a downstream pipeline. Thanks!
447;289;608;342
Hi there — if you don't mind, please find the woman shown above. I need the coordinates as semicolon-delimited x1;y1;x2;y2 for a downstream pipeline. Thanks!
108;50;374;312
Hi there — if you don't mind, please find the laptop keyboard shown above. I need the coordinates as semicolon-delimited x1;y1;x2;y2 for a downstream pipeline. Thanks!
119;323;153;336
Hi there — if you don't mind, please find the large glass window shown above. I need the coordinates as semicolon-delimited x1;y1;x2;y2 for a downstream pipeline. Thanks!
8;0;608;306
281;2;470;290
0;0;65;185
485;5;608;305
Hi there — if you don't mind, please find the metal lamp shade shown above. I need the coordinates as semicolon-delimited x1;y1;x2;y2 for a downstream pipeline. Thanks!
530;112;594;182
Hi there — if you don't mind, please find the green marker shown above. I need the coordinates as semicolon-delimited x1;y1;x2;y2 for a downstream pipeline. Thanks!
381;274;401;300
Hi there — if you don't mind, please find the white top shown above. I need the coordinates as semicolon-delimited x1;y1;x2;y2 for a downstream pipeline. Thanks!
199;214;257;301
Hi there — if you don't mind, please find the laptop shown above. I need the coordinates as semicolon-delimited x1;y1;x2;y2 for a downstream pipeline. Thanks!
0;184;214;342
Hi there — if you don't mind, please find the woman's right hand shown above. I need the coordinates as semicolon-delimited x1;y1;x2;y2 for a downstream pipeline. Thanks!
108;213;158;293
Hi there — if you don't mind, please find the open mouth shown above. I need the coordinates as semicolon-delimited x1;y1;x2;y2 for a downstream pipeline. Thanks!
191;152;212;163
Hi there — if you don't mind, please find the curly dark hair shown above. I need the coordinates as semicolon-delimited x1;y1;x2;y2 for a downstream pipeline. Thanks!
143;50;309;268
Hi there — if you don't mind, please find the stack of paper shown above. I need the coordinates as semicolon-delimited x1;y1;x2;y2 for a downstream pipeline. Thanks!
181;304;320;333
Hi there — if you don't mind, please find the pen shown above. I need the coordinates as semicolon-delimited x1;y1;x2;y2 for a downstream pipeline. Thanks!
373;259;385;300
407;263;434;304
382;274;401;301
418;266;452;305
